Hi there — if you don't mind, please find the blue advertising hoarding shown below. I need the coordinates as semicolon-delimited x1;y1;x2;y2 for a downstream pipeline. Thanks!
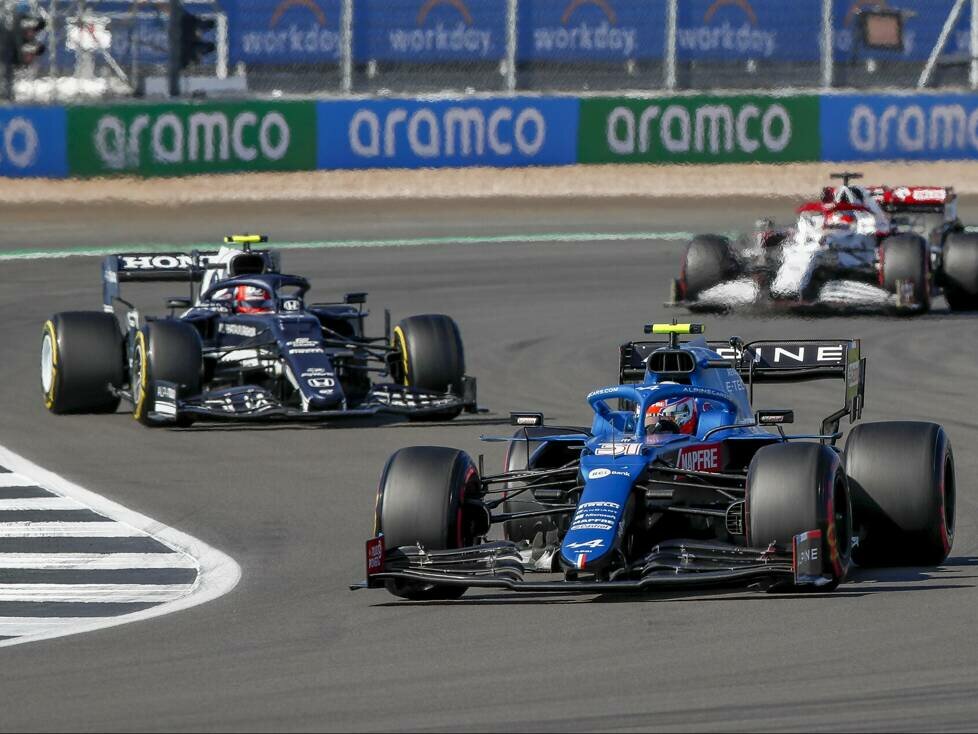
317;97;578;168
220;0;343;65
0;107;67;178
517;0;666;61
821;94;978;161
675;0;821;62
353;0;508;62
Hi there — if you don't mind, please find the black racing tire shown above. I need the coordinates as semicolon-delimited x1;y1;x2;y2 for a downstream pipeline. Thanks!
392;314;466;421
881;234;930;313
746;443;852;588
844;421;954;566
131;320;202;427
501;426;588;547
374;446;482;600
942;232;978;311
41;312;124;414
680;235;739;302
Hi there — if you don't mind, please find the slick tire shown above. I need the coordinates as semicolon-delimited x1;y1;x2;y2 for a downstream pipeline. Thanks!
131;320;202;427
41;312;124;414
680;235;739;304
844;422;954;566
375;446;483;600
881;234;930;313
746;443;852;589
501;427;587;548
942;232;978;311
392;315;466;422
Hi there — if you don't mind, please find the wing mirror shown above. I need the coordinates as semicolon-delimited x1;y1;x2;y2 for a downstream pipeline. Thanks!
345;292;367;305
166;298;192;311
510;412;544;427
756;409;794;426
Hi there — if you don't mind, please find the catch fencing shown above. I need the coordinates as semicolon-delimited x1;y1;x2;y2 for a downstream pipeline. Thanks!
10;0;978;102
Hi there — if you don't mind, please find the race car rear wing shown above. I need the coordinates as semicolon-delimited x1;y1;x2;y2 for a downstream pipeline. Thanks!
102;249;279;310
620;338;866;437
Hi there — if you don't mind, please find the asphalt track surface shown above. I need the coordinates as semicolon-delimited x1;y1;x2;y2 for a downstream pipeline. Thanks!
1;197;977;732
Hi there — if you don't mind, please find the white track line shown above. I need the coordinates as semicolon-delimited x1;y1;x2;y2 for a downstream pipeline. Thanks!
0;497;86;511
0;618;128;637
0;445;241;648
0;523;145;538
0;475;40;487
0;584;194;603
0;553;198;569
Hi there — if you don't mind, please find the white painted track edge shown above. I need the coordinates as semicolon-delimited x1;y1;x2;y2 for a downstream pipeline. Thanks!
0;445;241;648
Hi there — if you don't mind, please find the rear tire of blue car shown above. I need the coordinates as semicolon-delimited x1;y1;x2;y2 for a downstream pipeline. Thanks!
746;443;852;589
131;321;202;428
41;312;124;414
881;234;930;313
942;232;978;311
392;315;466;422
844;421;954;567
375;446;482;600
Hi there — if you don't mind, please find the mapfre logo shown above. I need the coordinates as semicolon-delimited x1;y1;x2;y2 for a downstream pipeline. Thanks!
677;0;775;58
532;0;637;58
677;443;723;472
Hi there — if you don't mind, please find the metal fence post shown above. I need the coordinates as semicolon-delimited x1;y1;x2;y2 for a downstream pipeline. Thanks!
664;0;677;90
505;0;517;93
968;0;978;89
341;0;352;94
919;0;967;87
821;0;833;88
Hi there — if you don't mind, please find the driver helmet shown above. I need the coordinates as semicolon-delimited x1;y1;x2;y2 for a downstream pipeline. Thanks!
644;395;701;435
234;285;273;314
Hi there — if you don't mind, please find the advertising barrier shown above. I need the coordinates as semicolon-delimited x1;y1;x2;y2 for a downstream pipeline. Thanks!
224;0;344;65
317;97;579;169
821;94;978;162
0;107;67;178
14;91;978;181
353;0;508;62
67;100;317;177
578;95;820;164
517;0;665;62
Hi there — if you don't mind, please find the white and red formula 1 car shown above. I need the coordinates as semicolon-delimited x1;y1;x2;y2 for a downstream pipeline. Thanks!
673;172;978;314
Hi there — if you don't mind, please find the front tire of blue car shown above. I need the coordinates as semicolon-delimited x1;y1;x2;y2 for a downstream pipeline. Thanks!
374;446;482;600
746;442;853;590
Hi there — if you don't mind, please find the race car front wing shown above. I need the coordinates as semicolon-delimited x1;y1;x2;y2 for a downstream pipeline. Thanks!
351;533;832;595
140;378;478;423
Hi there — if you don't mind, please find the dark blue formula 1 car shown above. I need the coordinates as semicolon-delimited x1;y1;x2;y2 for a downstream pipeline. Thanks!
41;235;477;426
355;323;955;599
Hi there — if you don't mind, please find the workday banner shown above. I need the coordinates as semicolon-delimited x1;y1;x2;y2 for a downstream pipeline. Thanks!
221;0;344;65
317;97;579;169
517;0;665;62
353;0;507;62
821;94;978;161
579;95;819;164
0;107;67;178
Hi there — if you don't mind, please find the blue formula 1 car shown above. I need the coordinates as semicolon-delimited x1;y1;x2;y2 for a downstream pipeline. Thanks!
354;323;955;599
40;236;477;426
